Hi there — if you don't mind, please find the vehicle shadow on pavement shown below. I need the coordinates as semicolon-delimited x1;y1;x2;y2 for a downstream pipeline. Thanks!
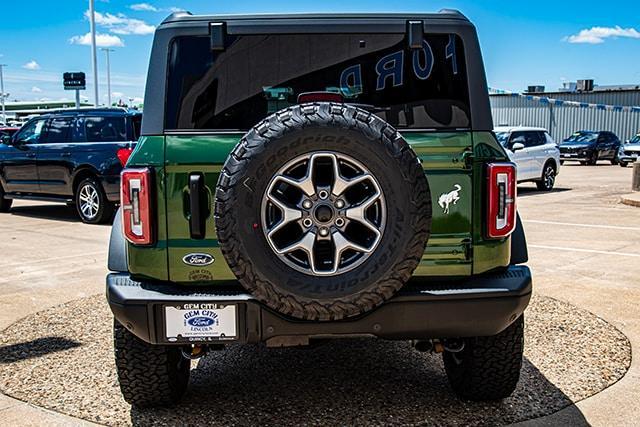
129;339;588;426
0;337;81;364
517;187;572;197
9;204;81;223
8;204;114;225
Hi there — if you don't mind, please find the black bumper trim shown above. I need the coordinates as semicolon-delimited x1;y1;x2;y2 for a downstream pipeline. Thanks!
107;265;532;344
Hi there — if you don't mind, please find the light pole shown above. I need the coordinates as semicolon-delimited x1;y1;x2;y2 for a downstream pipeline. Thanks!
89;0;99;106
101;48;114;106
0;64;6;124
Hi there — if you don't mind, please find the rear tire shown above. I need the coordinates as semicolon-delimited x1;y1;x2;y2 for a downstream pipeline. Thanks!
215;103;431;321
443;315;524;401
535;162;556;191
75;177;113;224
620;161;629;168
114;320;190;407
0;184;12;213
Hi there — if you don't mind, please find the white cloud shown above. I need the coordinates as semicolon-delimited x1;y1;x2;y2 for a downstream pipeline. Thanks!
129;3;184;13
565;26;640;44
88;10;155;35
111;91;124;98
22;60;41;70
31;86;42;93
69;32;125;47
130;3;158;12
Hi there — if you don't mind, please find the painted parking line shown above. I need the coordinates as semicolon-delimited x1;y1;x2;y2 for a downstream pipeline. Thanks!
525;219;640;231
529;244;640;258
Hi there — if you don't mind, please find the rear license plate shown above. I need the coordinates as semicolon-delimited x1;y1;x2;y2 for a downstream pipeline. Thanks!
165;303;237;342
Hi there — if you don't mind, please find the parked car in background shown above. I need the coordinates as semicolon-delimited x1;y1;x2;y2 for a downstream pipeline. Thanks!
0;108;141;223
0;126;20;140
494;126;560;191
559;130;621;166
618;133;640;167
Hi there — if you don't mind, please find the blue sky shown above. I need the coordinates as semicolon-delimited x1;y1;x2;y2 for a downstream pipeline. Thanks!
1;0;639;104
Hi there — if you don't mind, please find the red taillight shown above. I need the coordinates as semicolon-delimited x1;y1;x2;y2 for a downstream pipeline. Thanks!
121;168;153;245
486;163;517;239
117;147;134;167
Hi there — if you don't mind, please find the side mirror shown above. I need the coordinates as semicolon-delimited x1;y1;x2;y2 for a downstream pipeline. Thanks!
0;135;11;145
511;142;525;151
625;140;630;144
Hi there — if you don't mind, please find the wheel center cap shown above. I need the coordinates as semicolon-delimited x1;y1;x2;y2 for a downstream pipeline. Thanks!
314;205;334;223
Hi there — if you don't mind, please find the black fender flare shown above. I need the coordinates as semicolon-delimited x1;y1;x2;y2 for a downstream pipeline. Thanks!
108;208;128;272
510;212;528;265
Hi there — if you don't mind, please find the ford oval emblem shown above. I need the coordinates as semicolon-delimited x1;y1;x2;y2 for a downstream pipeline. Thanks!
182;253;215;266
187;316;216;327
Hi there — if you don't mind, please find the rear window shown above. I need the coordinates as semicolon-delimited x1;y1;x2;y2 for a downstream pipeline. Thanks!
166;33;470;131
84;116;127;142
43;117;73;143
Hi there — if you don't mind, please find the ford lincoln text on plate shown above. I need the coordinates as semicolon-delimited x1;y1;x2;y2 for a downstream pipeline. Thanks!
106;10;532;407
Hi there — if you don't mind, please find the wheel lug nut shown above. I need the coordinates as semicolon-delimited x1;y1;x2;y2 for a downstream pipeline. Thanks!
335;218;345;227
302;218;313;228
335;199;345;209
302;200;313;209
318;227;329;237
318;190;329;200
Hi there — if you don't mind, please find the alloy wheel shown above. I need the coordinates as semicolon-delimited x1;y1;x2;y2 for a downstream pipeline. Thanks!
78;183;100;220
261;151;386;276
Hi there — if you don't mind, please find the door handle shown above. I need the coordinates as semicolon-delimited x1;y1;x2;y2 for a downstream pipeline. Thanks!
61;152;72;157
26;152;36;158
188;173;207;240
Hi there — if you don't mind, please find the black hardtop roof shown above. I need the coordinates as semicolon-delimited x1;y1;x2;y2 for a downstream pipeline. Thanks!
161;10;469;26
142;8;493;134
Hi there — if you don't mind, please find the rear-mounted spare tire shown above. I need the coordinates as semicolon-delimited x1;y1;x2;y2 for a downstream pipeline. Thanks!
215;103;432;321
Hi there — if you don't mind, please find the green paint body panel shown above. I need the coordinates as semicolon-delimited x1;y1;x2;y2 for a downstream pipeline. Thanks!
125;132;510;284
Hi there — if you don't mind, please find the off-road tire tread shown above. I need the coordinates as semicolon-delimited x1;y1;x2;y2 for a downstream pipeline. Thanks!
215;103;431;321
113;320;190;407
443;315;524;401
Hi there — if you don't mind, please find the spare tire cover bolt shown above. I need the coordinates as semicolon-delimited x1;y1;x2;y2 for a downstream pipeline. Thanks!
318;227;330;237
302;199;313;209
335;199;345;209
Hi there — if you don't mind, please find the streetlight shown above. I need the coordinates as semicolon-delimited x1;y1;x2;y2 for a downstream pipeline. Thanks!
89;0;99;106
0;64;6;124
101;48;114;106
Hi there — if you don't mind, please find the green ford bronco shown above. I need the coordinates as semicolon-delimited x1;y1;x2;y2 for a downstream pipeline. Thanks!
107;10;531;407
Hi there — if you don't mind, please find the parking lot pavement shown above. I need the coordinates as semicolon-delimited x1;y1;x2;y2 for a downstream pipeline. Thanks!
0;201;110;331
517;163;640;426
0;162;638;425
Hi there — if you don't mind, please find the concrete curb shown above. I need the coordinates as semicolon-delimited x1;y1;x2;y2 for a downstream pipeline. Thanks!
621;193;640;208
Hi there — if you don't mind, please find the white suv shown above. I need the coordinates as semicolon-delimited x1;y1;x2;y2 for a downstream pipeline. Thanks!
494;126;561;191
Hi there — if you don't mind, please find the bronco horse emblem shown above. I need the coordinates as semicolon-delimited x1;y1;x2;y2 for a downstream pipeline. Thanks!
438;184;462;214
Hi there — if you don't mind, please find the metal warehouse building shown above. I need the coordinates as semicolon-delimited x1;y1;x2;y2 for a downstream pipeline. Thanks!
490;88;640;143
